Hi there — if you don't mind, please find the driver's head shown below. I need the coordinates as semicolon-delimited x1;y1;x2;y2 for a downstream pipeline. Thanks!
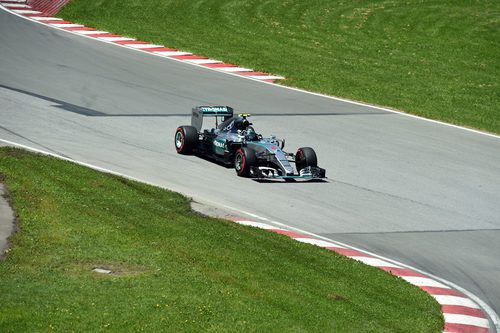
234;117;250;131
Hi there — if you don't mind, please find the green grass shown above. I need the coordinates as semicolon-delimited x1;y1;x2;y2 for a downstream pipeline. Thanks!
58;0;500;134
0;147;443;332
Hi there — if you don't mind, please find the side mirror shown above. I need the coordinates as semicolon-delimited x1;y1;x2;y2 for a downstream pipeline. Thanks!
281;139;285;149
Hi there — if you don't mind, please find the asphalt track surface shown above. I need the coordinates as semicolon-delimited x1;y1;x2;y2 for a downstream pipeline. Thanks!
0;182;15;257
1;8;499;325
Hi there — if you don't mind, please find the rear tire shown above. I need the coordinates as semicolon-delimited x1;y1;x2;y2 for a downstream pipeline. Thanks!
234;147;257;177
295;147;317;172
175;126;198;154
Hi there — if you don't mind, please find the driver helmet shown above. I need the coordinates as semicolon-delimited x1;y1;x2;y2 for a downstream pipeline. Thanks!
234;117;250;131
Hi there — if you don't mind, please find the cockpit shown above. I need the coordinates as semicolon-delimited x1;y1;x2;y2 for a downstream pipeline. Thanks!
217;116;259;141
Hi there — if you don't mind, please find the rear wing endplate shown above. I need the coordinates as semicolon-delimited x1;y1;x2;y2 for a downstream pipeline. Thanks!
191;106;234;131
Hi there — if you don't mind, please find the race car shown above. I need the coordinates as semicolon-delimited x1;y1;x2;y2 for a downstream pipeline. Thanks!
174;106;326;180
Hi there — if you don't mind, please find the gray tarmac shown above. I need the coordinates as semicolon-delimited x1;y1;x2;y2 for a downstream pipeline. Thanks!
0;183;15;258
1;7;499;324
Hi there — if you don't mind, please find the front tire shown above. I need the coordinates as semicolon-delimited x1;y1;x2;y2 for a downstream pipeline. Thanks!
175;126;198;154
234;147;257;177
295;147;317;172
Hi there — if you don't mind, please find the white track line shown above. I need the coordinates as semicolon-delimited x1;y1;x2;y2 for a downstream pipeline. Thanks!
97;37;135;42
351;256;401;268
73;30;109;35
248;75;286;80
49;23;83;28
444;314;489;328
12;9;41;14
122;43;165;49
294;238;344;248
216;67;254;72
401;276;451;289
434;295;482;309
3;3;30;8
185;59;223;65
152;51;192;57
30;16;62;21
234;220;284;230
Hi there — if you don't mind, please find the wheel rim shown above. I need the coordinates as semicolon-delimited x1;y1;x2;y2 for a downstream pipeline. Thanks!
175;131;184;149
235;153;243;171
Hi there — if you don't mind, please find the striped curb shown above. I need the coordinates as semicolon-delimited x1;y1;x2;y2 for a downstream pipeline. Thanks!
230;218;491;333
26;0;69;16
0;0;285;83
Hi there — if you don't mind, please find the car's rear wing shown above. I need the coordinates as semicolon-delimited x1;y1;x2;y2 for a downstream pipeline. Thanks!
191;106;234;131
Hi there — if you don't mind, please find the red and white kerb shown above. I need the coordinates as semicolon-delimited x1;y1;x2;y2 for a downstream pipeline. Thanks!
230;218;491;333
0;0;285;83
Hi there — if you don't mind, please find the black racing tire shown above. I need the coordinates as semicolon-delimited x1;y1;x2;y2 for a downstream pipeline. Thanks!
295;147;317;172
175;126;198;154
234;147;257;177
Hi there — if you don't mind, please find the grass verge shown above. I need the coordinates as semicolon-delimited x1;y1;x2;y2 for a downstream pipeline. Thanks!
58;0;500;134
0;147;443;332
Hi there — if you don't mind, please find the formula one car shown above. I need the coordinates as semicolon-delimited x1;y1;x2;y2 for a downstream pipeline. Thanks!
174;106;326;180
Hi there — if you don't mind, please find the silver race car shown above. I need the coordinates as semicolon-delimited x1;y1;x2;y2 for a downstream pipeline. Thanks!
174;106;326;180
